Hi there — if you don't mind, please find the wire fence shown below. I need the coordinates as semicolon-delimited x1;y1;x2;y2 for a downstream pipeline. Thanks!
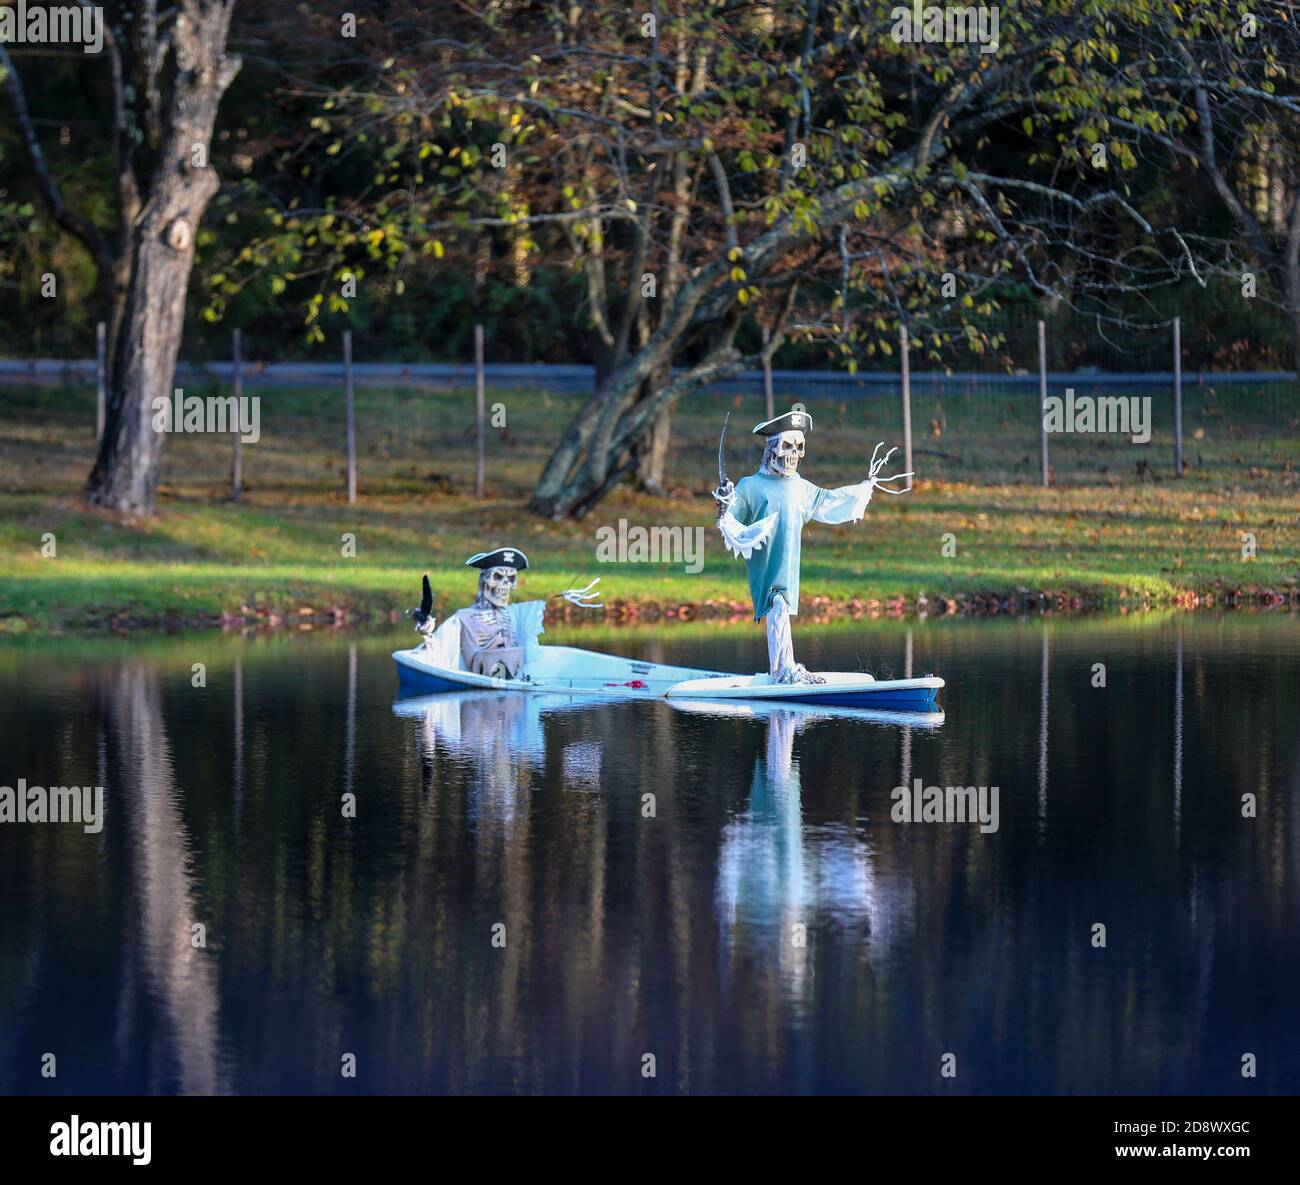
3;317;1297;499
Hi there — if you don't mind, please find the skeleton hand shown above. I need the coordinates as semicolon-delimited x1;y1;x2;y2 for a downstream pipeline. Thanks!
560;578;603;609
866;441;914;494
713;479;736;514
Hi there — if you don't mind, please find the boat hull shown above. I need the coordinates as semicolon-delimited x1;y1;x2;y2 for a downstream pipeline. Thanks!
665;670;942;710
395;644;728;697
394;645;944;710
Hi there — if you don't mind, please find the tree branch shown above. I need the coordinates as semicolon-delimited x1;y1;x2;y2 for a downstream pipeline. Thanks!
0;44;114;271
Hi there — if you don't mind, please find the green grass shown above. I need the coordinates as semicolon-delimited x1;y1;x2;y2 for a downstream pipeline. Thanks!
0;380;1297;631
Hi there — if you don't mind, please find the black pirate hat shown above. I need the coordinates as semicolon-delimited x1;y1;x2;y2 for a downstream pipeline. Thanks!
465;547;529;571
752;408;813;436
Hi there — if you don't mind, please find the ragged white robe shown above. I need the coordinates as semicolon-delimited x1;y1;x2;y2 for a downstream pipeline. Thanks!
718;472;873;620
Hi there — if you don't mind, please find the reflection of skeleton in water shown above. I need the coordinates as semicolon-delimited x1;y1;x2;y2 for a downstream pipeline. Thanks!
405;691;547;828
409;548;600;680
395;689;611;1051
715;709;916;990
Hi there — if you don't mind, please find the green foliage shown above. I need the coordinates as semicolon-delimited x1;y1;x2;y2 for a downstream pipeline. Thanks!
1;0;1296;379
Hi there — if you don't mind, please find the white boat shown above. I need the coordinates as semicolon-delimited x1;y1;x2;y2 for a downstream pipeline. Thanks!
393;642;944;712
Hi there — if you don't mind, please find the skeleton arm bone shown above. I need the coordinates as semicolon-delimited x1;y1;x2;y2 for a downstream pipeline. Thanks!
808;443;913;526
547;577;603;609
864;441;914;494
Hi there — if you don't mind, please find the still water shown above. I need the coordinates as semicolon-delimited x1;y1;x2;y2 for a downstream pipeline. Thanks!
1;615;1297;1095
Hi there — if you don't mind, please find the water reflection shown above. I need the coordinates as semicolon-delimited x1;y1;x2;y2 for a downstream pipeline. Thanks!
106;663;222;1095
712;706;933;993
1174;621;1184;836
394;691;551;827
1038;629;1049;828
1;615;1297;1095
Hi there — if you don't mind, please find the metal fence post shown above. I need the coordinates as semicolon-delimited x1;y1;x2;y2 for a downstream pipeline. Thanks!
231;328;243;502
343;330;356;504
474;324;486;499
1173;316;1183;477
900;322;913;492
762;324;775;422
1038;320;1049;488
95;321;106;445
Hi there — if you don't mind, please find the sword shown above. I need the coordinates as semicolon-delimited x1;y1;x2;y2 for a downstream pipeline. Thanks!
715;412;731;519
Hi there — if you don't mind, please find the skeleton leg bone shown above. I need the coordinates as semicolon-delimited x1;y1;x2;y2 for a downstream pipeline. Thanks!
765;593;825;684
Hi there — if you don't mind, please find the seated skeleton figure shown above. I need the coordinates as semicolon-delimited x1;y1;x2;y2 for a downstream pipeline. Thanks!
457;550;533;678
409;548;600;680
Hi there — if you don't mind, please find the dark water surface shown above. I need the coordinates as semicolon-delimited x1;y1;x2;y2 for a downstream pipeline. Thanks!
1;615;1298;1095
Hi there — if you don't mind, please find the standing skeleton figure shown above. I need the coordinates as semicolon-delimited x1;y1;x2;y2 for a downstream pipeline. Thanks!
714;409;912;684
410;547;600;680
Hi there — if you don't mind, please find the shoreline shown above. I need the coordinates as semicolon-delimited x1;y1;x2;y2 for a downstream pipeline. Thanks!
3;583;1294;637
6;384;1296;638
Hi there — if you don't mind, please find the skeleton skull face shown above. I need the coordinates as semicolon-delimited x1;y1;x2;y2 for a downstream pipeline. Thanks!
480;565;517;608
768;429;805;477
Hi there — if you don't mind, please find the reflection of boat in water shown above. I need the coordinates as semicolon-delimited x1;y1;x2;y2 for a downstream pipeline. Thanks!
393;689;549;755
392;690;605;822
394;642;944;711
394;689;921;993
715;707;917;984
666;697;944;729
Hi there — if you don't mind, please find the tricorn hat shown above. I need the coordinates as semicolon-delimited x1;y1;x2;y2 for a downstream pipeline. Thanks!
752;408;813;436
465;547;529;571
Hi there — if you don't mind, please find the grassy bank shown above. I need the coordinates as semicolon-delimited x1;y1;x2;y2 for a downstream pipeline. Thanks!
1;381;1296;632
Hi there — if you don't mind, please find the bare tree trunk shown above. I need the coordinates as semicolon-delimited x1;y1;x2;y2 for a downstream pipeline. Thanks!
529;313;746;519
1285;194;1300;375
632;296;673;494
529;345;673;518
89;206;214;511
632;38;706;495
93;258;134;380
87;3;242;513
634;367;674;495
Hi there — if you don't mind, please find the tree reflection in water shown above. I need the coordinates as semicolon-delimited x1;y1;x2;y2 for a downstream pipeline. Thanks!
1;617;1297;1094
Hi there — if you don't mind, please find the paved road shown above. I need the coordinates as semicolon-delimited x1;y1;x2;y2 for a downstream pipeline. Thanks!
2;357;1293;395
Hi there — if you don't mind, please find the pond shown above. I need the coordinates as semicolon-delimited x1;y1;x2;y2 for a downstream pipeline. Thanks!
1;614;1297;1095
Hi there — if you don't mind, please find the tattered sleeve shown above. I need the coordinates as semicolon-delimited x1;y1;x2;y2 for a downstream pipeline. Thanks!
718;482;778;560
807;480;873;525
507;599;548;664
